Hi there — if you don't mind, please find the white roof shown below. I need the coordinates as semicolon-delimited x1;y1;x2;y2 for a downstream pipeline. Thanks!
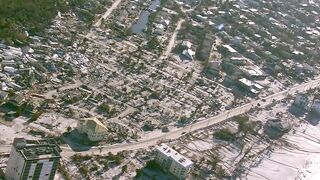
293;50;304;55
254;34;261;38
196;14;208;20
161;19;170;26
239;78;253;87
155;24;165;29
247;69;261;76
222;45;237;53
250;88;259;94
253;83;264;90
242;66;264;76
176;1;184;5
230;57;246;61
182;49;195;59
253;68;263;76
156;143;193;167
182;41;192;49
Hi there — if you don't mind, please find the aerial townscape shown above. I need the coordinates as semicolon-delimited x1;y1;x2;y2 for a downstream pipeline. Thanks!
0;0;320;179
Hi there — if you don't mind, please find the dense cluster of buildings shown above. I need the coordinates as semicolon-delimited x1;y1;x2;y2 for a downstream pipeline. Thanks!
173;0;320;98
1;0;320;179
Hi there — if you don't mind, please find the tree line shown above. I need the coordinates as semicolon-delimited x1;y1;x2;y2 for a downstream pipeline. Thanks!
0;0;94;45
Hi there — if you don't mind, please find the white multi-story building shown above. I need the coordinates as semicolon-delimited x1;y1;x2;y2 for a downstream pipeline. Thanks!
77;117;108;141
5;138;61;180
155;143;193;179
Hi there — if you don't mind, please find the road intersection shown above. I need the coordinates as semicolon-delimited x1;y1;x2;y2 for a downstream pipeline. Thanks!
21;78;320;156
70;77;319;156
1;76;319;157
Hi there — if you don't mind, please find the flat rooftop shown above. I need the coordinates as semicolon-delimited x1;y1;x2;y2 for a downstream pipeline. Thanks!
222;44;237;53
13;138;61;161
239;78;253;87
156;143;193;167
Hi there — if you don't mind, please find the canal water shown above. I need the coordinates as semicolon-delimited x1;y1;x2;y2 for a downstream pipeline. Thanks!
131;0;161;36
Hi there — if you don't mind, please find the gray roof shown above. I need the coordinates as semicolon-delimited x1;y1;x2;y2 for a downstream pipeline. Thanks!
0;91;8;100
13;138;61;161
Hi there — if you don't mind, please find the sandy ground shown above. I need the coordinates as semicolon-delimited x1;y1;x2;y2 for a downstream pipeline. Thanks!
33;113;78;136
247;123;320;180
0;112;77;145
0;117;37;145
245;100;320;180
166;96;320;180
187;140;213;151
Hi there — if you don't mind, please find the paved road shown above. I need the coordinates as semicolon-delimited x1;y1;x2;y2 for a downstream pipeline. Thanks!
1;78;319;156
58;78;320;156
163;19;184;57
86;0;123;38
94;0;123;27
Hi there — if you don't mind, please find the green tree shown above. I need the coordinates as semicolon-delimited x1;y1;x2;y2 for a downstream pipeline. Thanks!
98;102;110;113
213;128;235;141
121;165;127;173
29;110;43;122
147;37;160;50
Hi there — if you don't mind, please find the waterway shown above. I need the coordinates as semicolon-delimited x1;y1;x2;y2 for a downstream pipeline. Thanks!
131;0;161;36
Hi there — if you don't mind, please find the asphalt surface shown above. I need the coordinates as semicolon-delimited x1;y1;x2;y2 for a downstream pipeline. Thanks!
61;77;320;156
1;79;319;156
0;78;320;157
94;0;123;27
